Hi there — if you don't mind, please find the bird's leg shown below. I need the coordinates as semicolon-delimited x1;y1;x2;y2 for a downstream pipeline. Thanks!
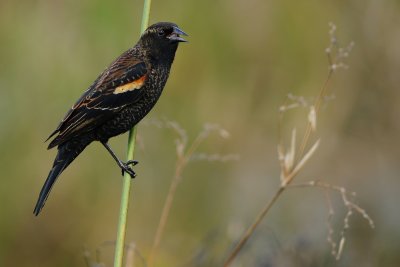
101;141;138;178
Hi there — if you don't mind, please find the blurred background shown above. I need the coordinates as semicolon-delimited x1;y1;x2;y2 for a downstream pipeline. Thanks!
1;0;399;266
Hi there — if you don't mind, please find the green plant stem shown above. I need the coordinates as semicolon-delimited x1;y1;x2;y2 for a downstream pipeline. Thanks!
113;128;137;267
140;0;152;33
113;1;151;266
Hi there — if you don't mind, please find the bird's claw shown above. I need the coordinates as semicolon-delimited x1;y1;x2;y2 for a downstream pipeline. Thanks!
120;161;138;178
126;160;139;166
121;165;136;178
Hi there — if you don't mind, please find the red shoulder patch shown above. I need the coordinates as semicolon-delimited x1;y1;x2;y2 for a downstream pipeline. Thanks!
113;75;147;94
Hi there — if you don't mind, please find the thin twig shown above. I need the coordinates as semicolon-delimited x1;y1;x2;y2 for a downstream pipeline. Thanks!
148;122;230;267
288;180;374;259
147;162;184;267
223;139;320;266
223;186;285;267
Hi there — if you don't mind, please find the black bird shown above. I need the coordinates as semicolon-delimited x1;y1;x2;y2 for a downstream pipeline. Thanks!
33;22;187;215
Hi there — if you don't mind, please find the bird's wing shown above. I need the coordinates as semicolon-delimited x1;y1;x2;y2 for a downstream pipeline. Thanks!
47;51;149;149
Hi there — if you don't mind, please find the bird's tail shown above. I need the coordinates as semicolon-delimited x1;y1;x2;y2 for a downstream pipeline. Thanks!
33;139;90;216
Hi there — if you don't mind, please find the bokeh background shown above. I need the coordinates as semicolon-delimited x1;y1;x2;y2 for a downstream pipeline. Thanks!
1;0;399;266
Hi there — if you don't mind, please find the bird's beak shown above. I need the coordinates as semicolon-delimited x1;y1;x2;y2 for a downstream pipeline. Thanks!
168;26;188;43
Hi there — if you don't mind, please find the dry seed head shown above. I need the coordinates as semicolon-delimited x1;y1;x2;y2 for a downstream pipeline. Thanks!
308;106;317;132
336;237;346;260
290;139;320;178
284;128;297;173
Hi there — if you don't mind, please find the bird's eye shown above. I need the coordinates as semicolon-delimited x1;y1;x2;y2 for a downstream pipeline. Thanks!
158;29;166;36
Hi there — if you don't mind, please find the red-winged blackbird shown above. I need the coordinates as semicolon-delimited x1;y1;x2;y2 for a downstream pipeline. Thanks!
33;22;187;215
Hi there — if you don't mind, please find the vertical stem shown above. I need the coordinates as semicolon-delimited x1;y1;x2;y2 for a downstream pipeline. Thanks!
114;128;137;267
140;0;152;33
113;1;152;266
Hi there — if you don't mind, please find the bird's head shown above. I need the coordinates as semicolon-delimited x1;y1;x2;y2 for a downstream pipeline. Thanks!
139;22;188;61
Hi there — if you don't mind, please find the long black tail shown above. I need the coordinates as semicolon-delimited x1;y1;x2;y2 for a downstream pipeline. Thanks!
33;139;90;216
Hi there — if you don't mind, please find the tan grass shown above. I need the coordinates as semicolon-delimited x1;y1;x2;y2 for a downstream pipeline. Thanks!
223;23;371;266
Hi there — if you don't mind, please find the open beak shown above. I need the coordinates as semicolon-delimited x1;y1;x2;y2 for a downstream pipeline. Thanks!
168;26;188;43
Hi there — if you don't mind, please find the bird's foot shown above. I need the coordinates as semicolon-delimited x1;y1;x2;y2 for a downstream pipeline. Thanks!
126;160;139;166
120;160;139;178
